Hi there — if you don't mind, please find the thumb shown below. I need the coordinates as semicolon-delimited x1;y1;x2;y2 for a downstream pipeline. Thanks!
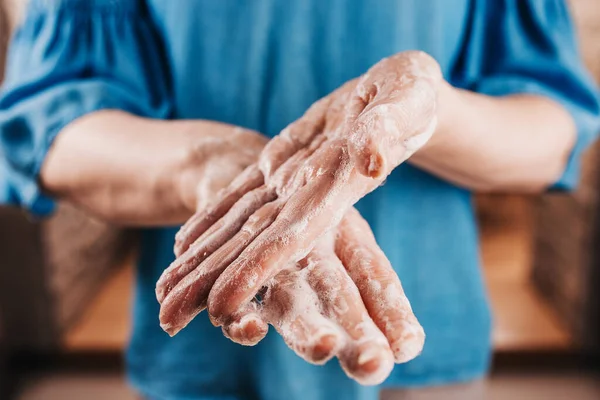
346;89;439;180
339;87;389;179
345;51;442;179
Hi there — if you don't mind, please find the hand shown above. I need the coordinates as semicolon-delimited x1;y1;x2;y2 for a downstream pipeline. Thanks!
158;205;424;385
199;50;440;325
156;50;437;383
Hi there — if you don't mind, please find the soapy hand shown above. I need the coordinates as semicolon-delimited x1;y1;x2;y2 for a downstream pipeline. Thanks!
157;50;440;383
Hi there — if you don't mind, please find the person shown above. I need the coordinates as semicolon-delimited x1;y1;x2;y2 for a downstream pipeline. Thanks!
1;0;598;399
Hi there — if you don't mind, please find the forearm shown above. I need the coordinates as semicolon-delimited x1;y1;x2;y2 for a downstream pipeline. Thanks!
40;110;242;225
410;81;576;192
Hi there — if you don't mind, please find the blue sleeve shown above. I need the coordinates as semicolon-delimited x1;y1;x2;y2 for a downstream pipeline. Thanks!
0;0;172;216
451;0;600;191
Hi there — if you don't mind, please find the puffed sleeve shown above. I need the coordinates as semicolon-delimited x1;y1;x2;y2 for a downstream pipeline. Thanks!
451;0;600;190
0;0;172;216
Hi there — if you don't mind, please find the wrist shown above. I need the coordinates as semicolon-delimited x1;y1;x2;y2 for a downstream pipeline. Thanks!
151;121;217;222
163;123;214;218
409;79;459;160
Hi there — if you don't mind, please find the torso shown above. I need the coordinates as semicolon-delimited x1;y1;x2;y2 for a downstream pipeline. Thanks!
128;2;492;399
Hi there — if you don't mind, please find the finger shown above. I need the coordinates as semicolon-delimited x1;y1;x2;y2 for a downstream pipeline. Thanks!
345;52;441;179
221;301;269;346
347;88;437;179
159;199;283;335
304;243;394;386
174;164;264;257
341;88;383;178
336;208;425;363
262;268;344;365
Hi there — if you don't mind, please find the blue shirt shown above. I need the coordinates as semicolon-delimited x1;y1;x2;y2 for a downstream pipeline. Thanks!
1;1;599;399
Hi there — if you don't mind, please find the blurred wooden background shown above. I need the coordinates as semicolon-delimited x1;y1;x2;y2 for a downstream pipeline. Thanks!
530;0;600;349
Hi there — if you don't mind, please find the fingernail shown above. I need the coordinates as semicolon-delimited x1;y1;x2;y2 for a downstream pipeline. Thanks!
238;314;268;346
365;151;385;178
352;343;394;386
160;322;177;337
357;345;381;366
311;333;341;364
393;327;426;363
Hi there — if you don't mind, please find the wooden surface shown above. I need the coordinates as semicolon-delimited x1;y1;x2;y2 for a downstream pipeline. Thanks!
63;255;135;351
527;0;600;347
63;196;571;352
479;195;571;351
